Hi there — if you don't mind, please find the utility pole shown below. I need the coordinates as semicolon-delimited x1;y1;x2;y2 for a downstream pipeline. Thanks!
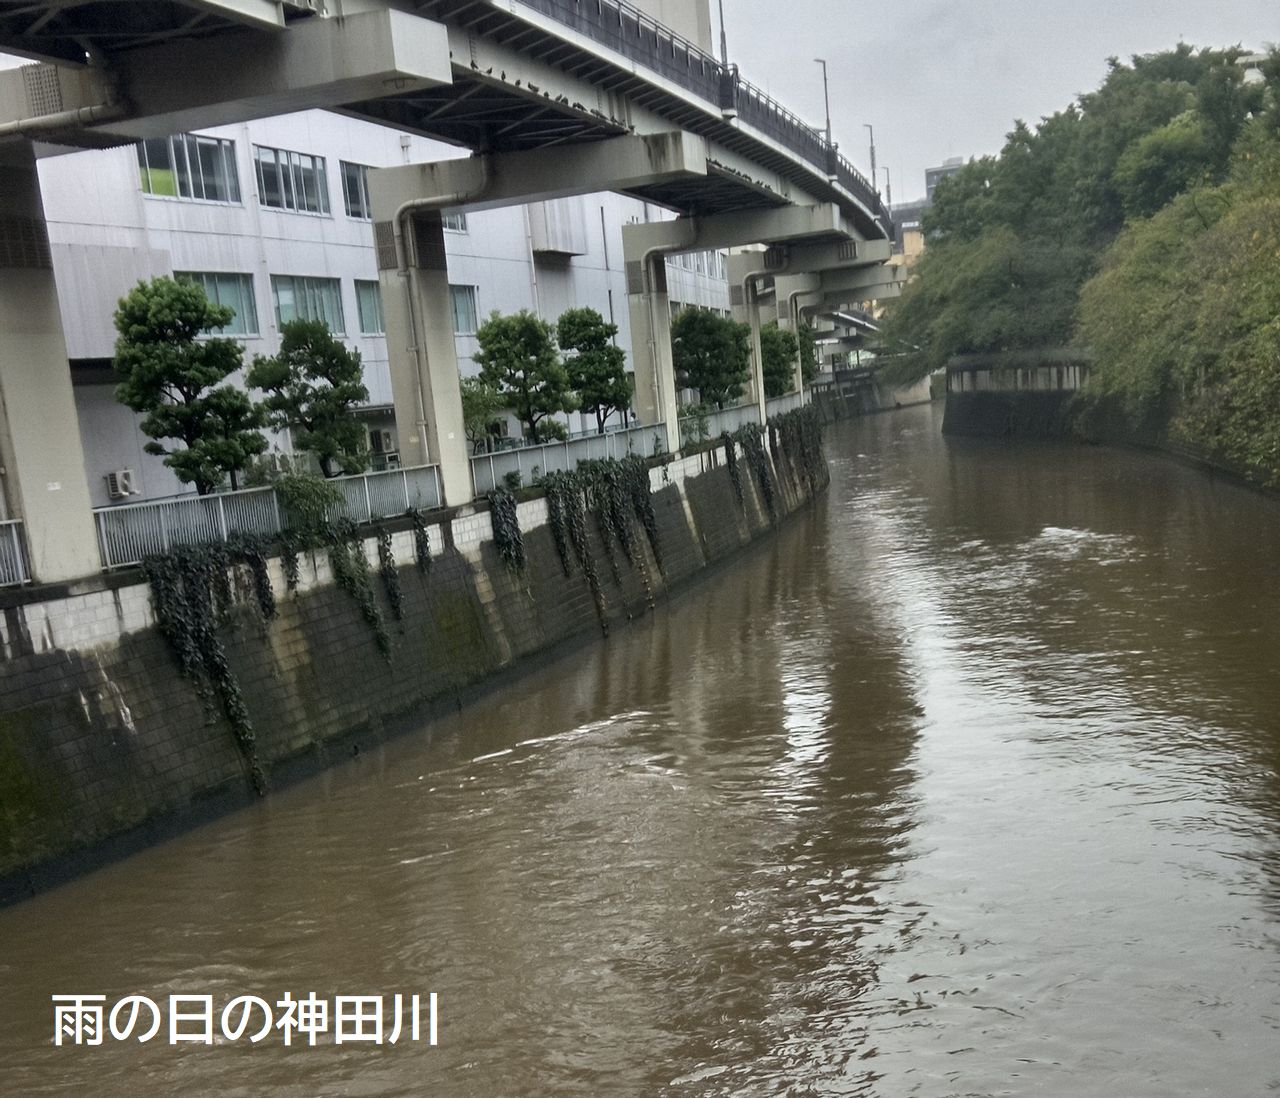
814;58;832;146
717;0;729;66
864;124;877;193
881;166;892;210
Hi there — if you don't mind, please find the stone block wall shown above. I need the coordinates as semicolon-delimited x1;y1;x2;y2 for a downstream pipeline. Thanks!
0;435;827;903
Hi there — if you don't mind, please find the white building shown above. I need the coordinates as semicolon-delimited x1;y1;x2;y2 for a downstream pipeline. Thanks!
34;108;730;507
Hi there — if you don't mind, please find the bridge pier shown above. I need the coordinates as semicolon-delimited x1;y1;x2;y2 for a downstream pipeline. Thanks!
0;148;99;582
375;209;473;508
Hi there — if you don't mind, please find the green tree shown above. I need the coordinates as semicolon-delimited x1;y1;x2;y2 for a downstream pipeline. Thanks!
760;321;799;398
883;46;1260;385
797;321;819;384
474;309;575;444
113;276;267;494
460;375;506;452
557;307;632;433
247;319;370;477
671;307;751;408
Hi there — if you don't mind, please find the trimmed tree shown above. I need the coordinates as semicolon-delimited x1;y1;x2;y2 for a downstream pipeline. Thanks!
460;375;507;453
557;306;632;434
671;307;751;408
247;319;370;477
760;321;799;398
474;309;576;444
113;276;267;494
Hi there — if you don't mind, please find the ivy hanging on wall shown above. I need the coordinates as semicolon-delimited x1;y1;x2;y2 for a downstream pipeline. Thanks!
620;455;662;575
735;423;777;524
406;507;433;573
540;469;608;631
487;486;526;573
143;544;269;795
773;406;827;497
723;430;744;509
376;527;404;621
327;520;392;660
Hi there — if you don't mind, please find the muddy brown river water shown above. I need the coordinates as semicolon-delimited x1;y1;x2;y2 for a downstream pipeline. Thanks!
2;402;1278;1096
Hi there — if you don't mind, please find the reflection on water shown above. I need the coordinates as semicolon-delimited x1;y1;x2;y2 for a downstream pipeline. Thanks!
1;403;1278;1096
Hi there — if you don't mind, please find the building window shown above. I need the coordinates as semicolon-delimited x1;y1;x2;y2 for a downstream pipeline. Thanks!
137;134;240;203
355;280;384;335
254;145;330;215
443;211;468;233
175;272;258;335
341;161;372;220
271;275;344;332
449;285;478;335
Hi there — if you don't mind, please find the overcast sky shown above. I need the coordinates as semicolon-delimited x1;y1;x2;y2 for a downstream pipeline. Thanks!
715;0;1275;203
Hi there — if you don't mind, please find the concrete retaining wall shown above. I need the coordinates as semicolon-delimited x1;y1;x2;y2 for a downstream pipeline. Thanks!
0;436;826;904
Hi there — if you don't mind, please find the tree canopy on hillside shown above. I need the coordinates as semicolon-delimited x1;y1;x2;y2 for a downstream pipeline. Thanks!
881;45;1266;383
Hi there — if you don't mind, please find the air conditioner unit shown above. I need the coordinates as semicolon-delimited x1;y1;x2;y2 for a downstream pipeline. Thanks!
105;468;138;499
370;428;396;454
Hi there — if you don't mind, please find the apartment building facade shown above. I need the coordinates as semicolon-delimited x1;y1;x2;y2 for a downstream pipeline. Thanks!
35;109;730;507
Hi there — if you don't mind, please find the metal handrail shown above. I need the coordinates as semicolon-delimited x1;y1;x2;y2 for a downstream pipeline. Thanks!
470;423;666;494
508;0;890;231
0;519;29;586
93;464;443;568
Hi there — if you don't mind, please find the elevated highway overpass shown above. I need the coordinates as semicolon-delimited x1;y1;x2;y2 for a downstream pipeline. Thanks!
0;0;899;580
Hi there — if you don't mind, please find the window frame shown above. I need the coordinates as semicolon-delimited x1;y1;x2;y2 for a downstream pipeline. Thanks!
449;284;479;336
270;274;346;334
253;144;331;216
355;279;385;335
137;134;241;204
174;271;259;336
340;161;373;220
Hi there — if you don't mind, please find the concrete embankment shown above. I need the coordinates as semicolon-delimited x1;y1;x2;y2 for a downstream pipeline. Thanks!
0;432;826;905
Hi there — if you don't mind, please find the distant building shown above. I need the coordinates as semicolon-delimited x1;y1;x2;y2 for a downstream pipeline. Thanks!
890;200;929;261
925;157;966;203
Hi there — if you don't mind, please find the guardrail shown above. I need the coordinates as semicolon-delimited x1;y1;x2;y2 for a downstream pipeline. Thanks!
509;0;891;234
0;519;29;586
94;465;443;569
765;391;806;419
470;424;666;494
705;401;763;440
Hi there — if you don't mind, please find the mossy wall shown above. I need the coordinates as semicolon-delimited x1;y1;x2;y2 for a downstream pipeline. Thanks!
0;440;827;904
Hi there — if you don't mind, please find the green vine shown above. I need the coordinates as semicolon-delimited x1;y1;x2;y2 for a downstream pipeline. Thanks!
228;533;276;621
620;454;662;575
772;406;826;497
279;533;302;591
735;423;777;523
540;469;608;631
376;527;404;621
487;487;526;573
143;545;267;795
327;520;392;660
407;508;433;573
723;431;744;508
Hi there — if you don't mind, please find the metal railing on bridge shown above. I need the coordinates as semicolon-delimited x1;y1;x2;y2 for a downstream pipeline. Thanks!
509;0;890;234
0;519;29;587
765;392;806;419
94;465;443;569
470;424;665;494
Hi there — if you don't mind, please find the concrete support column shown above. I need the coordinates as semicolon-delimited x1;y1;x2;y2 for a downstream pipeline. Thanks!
745;281;767;423
377;210;472;506
0;149;99;581
626;255;680;452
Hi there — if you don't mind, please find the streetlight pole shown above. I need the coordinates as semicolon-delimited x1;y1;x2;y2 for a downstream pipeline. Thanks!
716;0;729;66
813;58;832;146
864;124;877;194
881;166;892;210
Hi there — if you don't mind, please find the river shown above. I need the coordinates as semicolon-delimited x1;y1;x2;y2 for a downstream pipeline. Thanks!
2;402;1278;1096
